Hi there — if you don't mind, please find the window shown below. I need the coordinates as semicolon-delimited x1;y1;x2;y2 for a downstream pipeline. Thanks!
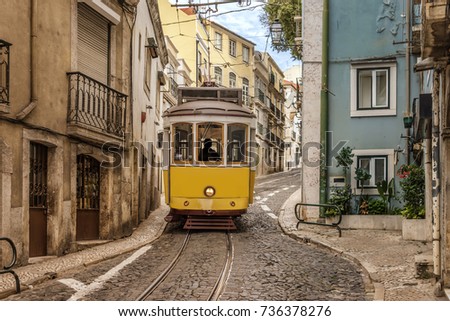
173;123;193;164
350;62;396;117
144;38;153;93
351;149;394;195
214;67;222;85
358;69;388;109
78;3;110;85
242;45;249;63
357;156;387;187
227;124;248;163
242;78;249;106
229;72;236;88
229;39;236;57
214;32;222;50
0;39;11;106
197;122;223;163
197;51;202;83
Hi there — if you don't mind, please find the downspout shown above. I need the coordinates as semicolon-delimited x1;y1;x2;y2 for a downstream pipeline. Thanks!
319;0;329;206
16;0;38;120
405;0;411;164
431;68;442;294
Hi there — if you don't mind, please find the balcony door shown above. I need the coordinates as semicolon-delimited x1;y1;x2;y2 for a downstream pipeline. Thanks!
78;2;109;85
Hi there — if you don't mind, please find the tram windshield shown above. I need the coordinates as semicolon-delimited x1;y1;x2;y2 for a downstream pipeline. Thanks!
173;123;193;163
197;122;223;163
172;122;250;165
227;123;247;163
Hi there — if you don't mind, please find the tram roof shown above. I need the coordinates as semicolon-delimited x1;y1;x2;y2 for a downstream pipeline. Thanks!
163;100;255;118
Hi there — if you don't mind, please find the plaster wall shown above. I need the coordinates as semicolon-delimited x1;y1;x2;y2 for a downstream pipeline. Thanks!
300;0;323;218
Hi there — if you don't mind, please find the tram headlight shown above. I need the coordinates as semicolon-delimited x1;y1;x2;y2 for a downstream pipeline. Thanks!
204;186;216;197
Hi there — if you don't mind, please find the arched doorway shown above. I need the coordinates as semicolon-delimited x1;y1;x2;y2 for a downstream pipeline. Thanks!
76;155;100;240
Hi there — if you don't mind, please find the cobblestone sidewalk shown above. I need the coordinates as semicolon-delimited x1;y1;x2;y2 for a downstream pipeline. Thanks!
278;188;447;301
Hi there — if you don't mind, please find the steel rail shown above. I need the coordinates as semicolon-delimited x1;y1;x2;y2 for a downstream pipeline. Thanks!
136;231;191;301
207;232;234;301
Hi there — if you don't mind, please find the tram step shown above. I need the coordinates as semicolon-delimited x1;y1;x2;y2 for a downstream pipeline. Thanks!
184;216;237;230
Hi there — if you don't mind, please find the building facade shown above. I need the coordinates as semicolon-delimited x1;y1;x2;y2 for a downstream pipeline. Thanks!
414;0;450;295
0;0;166;266
301;0;422;218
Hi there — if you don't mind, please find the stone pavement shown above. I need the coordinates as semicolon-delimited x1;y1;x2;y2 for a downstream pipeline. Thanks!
1;190;449;301
279;188;448;301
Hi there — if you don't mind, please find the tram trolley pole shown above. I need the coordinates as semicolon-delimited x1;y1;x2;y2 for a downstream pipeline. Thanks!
294;203;342;237
0;237;21;293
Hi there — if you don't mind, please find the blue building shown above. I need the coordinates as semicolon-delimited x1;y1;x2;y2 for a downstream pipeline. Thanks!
301;0;421;216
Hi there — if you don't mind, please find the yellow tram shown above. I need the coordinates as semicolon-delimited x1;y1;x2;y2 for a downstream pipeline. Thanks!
162;87;257;230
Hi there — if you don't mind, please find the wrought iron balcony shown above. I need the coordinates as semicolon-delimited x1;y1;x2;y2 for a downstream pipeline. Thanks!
67;72;127;145
0;39;11;111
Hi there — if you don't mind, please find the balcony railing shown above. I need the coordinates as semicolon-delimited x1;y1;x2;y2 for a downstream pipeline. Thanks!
67;72;127;139
170;77;178;98
0;39;11;106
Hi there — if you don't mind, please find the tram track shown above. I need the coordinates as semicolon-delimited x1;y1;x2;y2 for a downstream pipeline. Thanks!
137;231;234;301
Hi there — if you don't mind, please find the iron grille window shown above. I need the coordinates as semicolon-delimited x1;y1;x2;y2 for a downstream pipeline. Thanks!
0;39;11;105
77;155;100;210
29;143;48;208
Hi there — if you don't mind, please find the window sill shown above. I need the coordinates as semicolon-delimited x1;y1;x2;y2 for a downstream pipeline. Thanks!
350;109;396;117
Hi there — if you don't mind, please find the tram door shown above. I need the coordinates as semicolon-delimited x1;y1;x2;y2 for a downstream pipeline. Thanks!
29;142;48;257
76;155;100;240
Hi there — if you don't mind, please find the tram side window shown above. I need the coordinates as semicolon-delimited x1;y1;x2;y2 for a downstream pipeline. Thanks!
197;122;223;162
173;123;193;163
227;124;247;163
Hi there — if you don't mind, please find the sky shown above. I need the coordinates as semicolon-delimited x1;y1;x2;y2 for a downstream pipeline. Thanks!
169;0;300;72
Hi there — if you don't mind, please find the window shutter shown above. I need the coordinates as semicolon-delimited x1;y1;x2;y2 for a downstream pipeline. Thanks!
77;3;109;85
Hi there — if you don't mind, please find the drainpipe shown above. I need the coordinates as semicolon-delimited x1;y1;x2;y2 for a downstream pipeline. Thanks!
16;0;38;120
431;68;442;293
405;0;411;164
319;0;329;206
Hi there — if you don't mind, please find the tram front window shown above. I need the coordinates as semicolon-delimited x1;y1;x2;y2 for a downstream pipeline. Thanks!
197;122;223;163
227;124;247;163
173;123;193;163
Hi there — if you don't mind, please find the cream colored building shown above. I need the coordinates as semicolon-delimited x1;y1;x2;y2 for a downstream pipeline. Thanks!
0;0;167;266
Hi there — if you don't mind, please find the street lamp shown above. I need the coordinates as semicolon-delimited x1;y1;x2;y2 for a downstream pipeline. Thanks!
269;19;283;46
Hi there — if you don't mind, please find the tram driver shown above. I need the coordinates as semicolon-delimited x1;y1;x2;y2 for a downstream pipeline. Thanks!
199;138;220;161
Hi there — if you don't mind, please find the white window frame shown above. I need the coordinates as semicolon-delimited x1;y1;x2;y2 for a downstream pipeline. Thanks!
214;32;222;50
229;39;236;57
229;72;236;88
242;78;249;106
242;45;249;63
214;66;222;85
350;149;394;195
350;62;396;117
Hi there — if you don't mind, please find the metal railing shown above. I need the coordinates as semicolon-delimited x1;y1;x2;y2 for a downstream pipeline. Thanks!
0;237;20;293
67;72;127;137
294;203;343;237
0;39;11;105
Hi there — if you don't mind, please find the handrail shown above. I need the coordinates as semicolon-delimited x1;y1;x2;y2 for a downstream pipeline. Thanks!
0;237;21;293
294;202;342;237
